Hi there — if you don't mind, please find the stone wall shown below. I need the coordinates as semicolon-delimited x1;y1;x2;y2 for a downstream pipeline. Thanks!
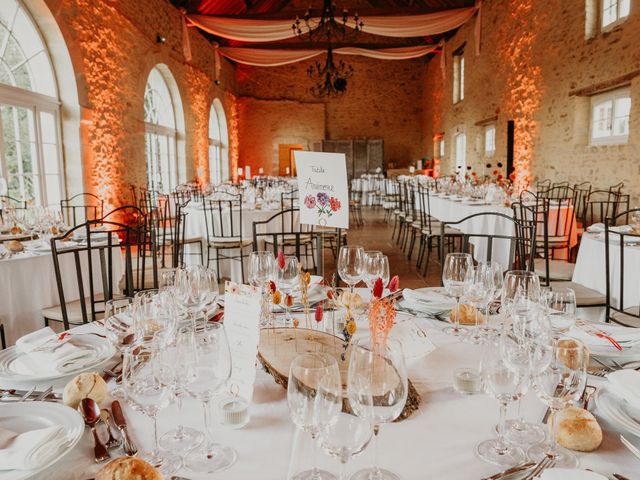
422;0;640;199
41;0;237;209
236;56;426;171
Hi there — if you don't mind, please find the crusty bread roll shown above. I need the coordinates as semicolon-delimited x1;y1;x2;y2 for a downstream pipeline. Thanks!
96;457;163;480
63;372;108;409
557;339;590;370
5;240;23;253
553;406;602;452
450;304;485;325
10;225;22;235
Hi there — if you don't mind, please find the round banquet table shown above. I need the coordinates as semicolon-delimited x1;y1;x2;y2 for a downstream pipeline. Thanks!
33;288;640;480
0;247;123;346
182;204;302;281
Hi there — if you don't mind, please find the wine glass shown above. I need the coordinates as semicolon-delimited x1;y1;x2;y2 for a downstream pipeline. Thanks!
463;264;494;343
288;353;342;480
482;262;504;334
174;265;219;321
528;338;587;468
363;251;390;293
124;337;182;476
249;251;275;326
319;411;373;480
501;270;540;317
348;338;408;480
104;297;135;399
338;246;365;293
132;290;177;347
475;334;526;466
544;288;577;337
184;322;237;474
159;323;204;453
442;252;473;336
277;254;299;326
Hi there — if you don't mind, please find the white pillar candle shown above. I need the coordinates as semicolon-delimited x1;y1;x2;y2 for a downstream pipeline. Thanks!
258;167;264;175
238;167;243;177
245;166;251;179
409;166;416;174
285;167;290;175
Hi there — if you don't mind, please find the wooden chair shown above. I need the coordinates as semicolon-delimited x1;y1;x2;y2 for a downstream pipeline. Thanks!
60;193;104;227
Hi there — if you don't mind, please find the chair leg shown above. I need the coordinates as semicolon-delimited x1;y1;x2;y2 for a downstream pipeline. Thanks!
240;248;246;284
407;229;416;260
0;324;5;350
215;248;221;279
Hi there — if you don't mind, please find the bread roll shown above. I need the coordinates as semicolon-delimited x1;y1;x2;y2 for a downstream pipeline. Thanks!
5;240;23;253
63;372;108;409
450;304;485;325
553;406;602;452
557;339;590;370
96;457;163;480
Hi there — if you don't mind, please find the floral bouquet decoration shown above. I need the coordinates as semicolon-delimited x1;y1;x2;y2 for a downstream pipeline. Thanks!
304;192;342;221
369;275;400;349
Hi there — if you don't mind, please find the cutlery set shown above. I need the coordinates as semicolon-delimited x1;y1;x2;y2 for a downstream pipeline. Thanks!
0;386;59;402
482;455;555;480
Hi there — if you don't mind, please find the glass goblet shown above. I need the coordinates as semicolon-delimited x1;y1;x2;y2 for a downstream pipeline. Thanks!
319;412;373;480
544;287;577;338
463;264;494;343
277;254;299;327
338;245;365;293
442;252;473;336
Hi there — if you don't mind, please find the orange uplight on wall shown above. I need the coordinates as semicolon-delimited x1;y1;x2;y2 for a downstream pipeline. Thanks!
227;93;240;183
186;66;210;184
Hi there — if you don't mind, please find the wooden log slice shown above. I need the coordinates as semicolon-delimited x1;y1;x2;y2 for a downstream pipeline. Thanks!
257;327;421;421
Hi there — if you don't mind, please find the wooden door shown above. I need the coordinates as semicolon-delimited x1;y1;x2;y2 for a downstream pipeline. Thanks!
279;144;303;176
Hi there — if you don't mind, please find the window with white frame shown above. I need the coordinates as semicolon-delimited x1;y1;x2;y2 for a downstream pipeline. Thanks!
144;67;181;193
208;99;228;185
485;124;496;156
453;48;465;104
590;87;631;145
455;132;466;178
601;0;630;29
433;134;445;161
0;0;63;207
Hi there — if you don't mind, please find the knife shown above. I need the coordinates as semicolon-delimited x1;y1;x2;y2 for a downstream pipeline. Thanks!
111;400;138;456
481;462;535;480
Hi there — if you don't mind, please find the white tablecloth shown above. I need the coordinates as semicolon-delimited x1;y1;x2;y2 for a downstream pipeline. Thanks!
26;288;640;480
0;248;123;346
183;205;303;280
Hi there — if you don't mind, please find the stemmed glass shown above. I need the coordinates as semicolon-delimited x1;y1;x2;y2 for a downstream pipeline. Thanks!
319;411;373;480
338;246;365;293
159;323;204;453
174;265;218;321
132;290;177;347
482;262;503;334
249;251;275;326
442;253;473;336
501;270;541;316
363;251;390;293
104;297;135;399
528;338;587;468
124;337;182;476
288;353;342;480
348;338;408;480
475;334;526;466
277;254;299;326
463;264;494;343
184;322;237;474
543;288;577;338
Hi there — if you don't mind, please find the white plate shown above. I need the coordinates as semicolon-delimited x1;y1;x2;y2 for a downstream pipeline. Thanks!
594;385;640;437
0;401;84;480
0;334;115;385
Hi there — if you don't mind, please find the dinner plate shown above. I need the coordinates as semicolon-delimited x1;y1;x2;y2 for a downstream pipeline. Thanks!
0;334;115;385
0;401;84;480
594;385;640;438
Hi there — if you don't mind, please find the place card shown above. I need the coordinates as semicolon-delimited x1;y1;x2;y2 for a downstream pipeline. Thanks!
389;319;436;360
224;281;262;400
294;151;349;229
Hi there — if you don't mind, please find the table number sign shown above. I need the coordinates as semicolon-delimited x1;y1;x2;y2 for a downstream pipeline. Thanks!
294;151;349;229
224;281;262;400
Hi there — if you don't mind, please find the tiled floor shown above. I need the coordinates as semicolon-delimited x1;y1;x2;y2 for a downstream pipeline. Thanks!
322;207;441;289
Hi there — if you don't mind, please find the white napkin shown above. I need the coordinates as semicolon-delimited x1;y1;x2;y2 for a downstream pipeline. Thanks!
568;323;640;350
401;289;455;314
0;426;68;471
587;223;604;233
12;327;97;376
540;469;607;480
611;225;634;233
607;369;640;410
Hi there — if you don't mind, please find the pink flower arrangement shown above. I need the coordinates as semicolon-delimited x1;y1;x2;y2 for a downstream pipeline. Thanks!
304;195;316;209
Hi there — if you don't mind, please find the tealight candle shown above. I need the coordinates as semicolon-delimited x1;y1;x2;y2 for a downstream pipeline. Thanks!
218;395;250;429
453;367;482;395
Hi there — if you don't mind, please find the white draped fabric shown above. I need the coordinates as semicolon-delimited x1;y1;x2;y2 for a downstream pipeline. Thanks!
187;7;478;42
218;45;439;67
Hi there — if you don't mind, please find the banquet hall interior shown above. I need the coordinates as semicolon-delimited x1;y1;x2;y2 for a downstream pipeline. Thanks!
1;0;640;479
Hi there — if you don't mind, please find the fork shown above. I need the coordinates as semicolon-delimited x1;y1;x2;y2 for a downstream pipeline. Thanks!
522;455;555;480
32;386;53;401
620;435;640;462
18;386;35;401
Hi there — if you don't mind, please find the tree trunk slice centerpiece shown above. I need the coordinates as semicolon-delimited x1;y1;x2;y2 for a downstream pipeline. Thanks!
257;327;421;421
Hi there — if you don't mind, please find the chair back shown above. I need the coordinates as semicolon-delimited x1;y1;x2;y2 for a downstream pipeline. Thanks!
439;211;535;277
417;185;438;235
605;207;640;327
573;182;592;225
203;194;244;243
0;195;27;223
60;193;104;227
583;189;623;227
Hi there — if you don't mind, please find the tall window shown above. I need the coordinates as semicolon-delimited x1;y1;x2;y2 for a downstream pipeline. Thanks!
0;0;63;207
433;134;445;161
144;66;182;193
208;99;228;184
453;47;465;104
590;87;631;145
455;132;466;178
484;124;496;156
602;0;630;28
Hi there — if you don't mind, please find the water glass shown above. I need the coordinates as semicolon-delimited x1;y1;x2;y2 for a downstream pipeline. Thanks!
338;246;365;293
463;264;494;343
363;251;390;292
277;254;299;326
442;253;473;336
543;288;577;337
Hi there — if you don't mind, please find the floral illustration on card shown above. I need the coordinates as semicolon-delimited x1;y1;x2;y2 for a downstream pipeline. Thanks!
304;192;341;220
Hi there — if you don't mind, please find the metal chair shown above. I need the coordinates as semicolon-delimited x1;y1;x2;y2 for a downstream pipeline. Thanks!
0;324;5;350
60;193;104;227
0;194;27;223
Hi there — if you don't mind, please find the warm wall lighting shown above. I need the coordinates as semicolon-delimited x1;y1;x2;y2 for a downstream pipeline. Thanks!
227;93;240;183
185;65;209;184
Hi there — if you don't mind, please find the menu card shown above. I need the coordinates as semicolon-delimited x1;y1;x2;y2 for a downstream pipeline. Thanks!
294;151;349;229
389;319;436;360
224;281;262;400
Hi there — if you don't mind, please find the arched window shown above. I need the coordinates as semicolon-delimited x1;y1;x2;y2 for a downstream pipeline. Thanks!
208;99;228;183
0;0;63;206
144;65;184;193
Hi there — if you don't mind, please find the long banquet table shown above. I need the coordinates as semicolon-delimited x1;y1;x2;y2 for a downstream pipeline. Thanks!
31;288;640;480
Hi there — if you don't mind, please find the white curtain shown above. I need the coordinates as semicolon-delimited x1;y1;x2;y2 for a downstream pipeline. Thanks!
187;7;478;42
217;45;439;68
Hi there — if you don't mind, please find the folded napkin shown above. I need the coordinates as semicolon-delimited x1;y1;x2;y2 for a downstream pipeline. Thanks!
540;469;607;480
400;289;455;314
586;223;605;233
607;369;640;410
0;425;68;471
568;323;640;350
12;327;97;376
